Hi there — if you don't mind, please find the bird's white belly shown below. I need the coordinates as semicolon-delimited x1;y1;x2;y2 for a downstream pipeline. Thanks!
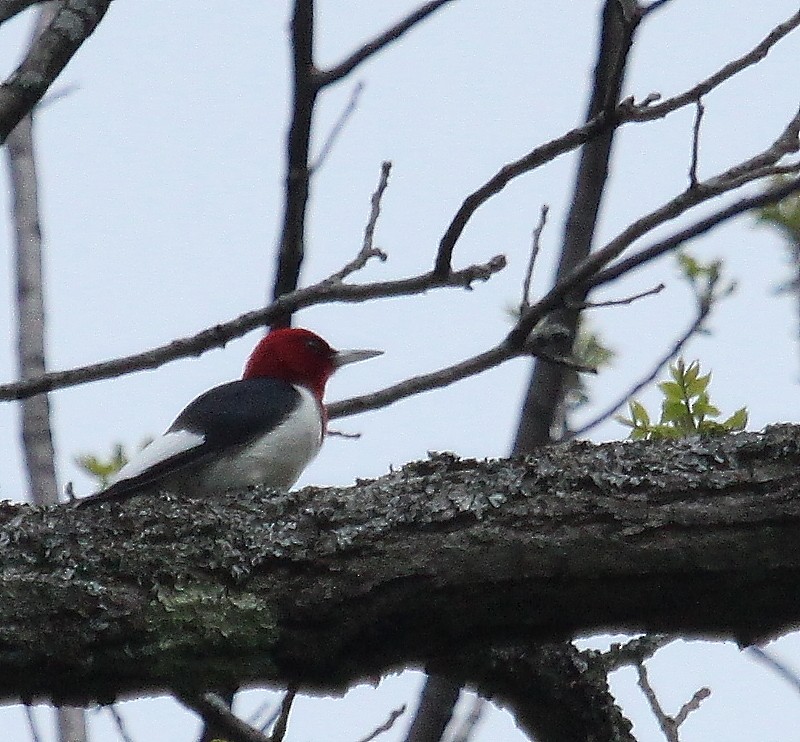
201;386;323;491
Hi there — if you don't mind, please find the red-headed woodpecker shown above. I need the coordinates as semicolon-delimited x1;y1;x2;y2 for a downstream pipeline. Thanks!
76;328;381;506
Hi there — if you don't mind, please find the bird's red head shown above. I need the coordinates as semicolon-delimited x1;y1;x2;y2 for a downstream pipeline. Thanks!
242;328;381;400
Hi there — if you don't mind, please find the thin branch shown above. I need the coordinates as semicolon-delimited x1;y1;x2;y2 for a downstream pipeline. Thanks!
641;0;676;17
688;98;705;188
589;176;800;290
315;0;457;88
405;675;460;742
628;8;800;122
309;81;364;172
7;7;59;506
636;663;680;742
507;113;800;350
0;0;111;143
268;687;295;742
568;282;665;309
329;341;515;419
245;695;280;733
106;705;136;742
449;696;486;742
6;174;796;413
748;646;800;694
673;688;711;728
433;113;610;276
331;172;800;424
520;204;549;313
24;706;44;742
599;635;673;673
180;693;270;742
434;7;800;277
355;704;407;742
328;160;391;283
0;254;505;402
573;304;708;437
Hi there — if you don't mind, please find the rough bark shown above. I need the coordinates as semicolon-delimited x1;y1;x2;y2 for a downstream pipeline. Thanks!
3;426;800;707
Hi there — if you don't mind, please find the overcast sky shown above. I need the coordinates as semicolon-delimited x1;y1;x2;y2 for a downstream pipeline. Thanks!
1;2;800;740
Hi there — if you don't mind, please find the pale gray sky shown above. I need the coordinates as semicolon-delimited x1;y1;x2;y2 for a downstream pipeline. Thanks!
1;2;800;740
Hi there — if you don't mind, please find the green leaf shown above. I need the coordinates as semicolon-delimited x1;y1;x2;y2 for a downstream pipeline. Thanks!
630;400;650;427
685;372;711;398
658;381;683;402
723;407;748;431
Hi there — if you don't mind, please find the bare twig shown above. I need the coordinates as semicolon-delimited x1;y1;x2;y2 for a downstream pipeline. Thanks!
599;634;673;673
0;0;111;143
568;282;665;309
748;646;800;694
268;687;295;742
573;306;707;437
328;161;391;282
638;660;710;742
520;205;549;313
355;704;407;742
636;663;678;742
107;705;136;742
24;706;44;742
405;675;460;742
589;175;800;290
629;8;800;122
0;254;505;402
310;81;364;172
641;0;676;17
689;98;705;188
673;688;711;727
274;0;458;322
433;114;609;276
329;341;515;419
332;173;800;424
180;692;269;742
327;428;362;439
435;8;800;277
249;698;280;734
316;0;457;88
4;171;796;415
508;145;800;351
449;696;486;742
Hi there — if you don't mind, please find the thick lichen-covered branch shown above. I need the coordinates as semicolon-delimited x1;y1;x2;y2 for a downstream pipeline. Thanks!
2;426;800;705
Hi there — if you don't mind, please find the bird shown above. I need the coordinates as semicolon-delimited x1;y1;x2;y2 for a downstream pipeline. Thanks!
76;328;382;507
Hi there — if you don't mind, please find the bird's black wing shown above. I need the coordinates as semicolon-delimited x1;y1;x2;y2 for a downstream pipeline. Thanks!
75;378;302;507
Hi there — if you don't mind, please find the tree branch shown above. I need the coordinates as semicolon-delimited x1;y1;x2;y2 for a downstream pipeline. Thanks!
181;693;270;742
0;0;111;143
433;7;800;277
7;426;800;705
627;8;800;123
315;0;457;88
271;0;316;317
0;255;505;402
0;0;44;23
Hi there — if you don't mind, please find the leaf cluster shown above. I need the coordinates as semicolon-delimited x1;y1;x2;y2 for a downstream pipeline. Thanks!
75;440;151;487
618;359;747;440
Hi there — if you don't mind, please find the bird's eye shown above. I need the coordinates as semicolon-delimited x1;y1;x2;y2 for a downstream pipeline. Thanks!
305;337;328;354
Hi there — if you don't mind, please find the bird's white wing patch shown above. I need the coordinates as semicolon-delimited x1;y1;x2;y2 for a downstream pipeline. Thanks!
109;429;205;485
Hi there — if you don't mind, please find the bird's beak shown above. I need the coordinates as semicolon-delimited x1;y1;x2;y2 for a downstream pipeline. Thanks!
332;348;383;369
